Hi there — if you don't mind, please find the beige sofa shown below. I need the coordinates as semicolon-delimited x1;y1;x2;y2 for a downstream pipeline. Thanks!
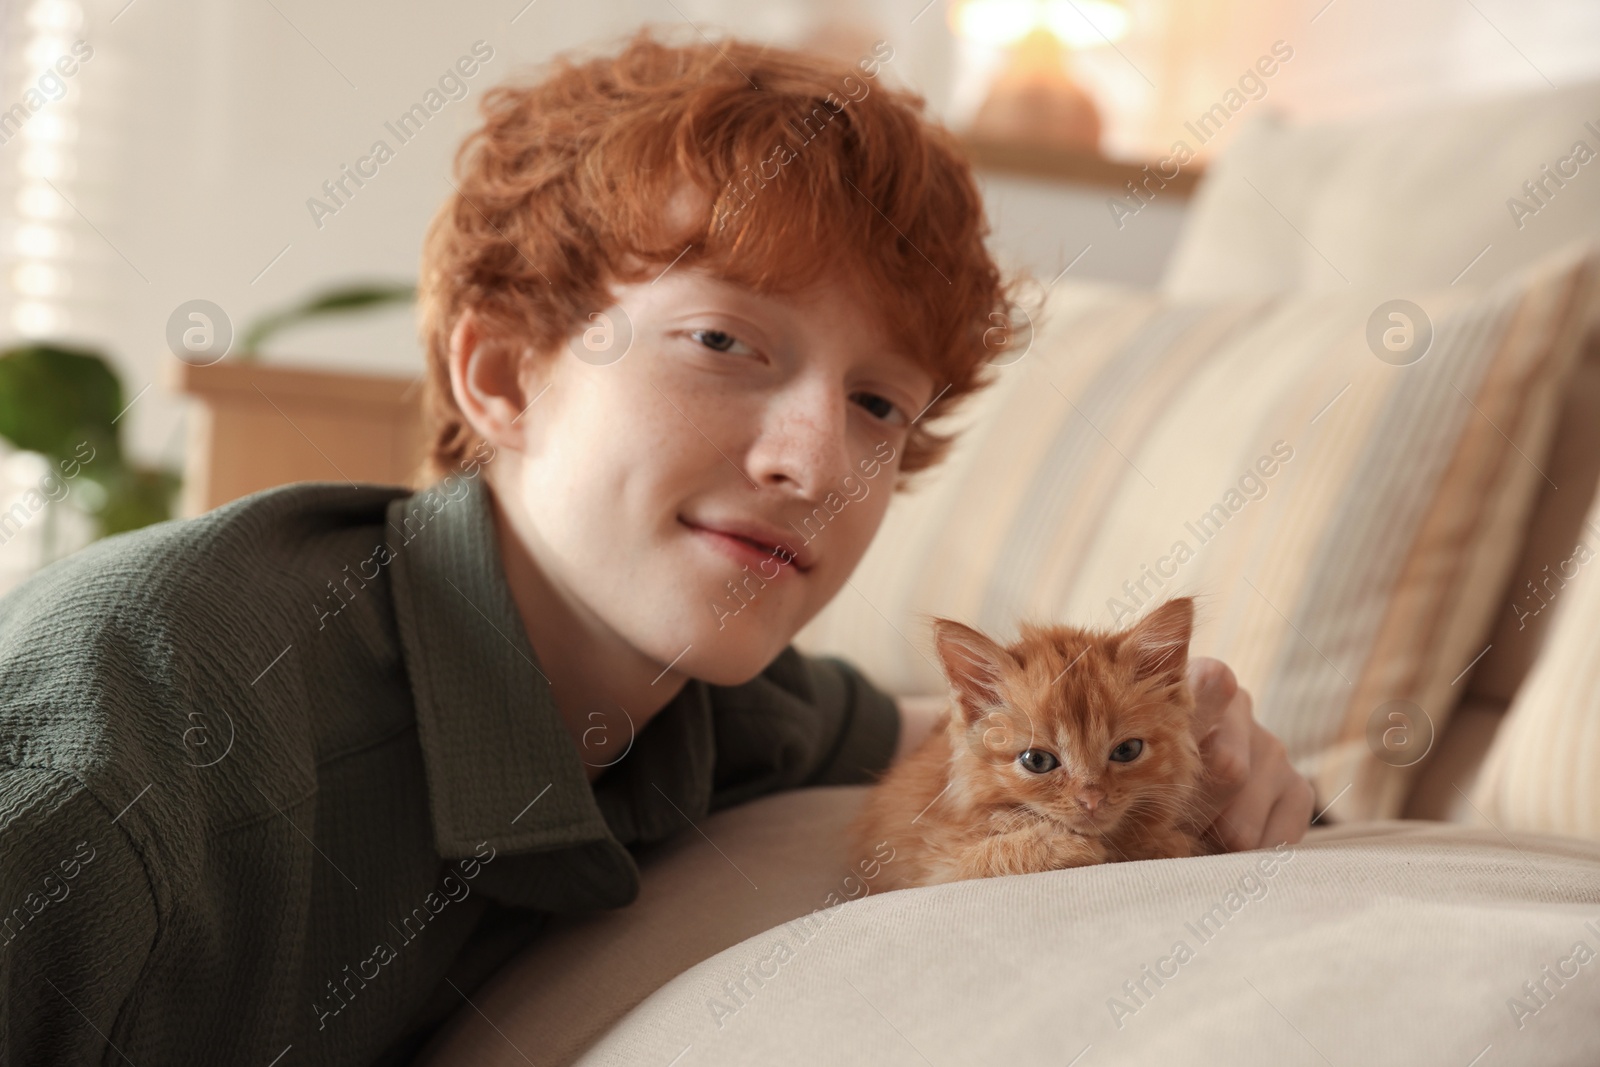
419;82;1600;1066
421;789;1600;1066
1160;81;1600;825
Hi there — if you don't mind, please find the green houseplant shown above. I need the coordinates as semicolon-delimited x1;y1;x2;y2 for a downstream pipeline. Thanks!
0;342;179;549
239;282;416;355
0;283;416;562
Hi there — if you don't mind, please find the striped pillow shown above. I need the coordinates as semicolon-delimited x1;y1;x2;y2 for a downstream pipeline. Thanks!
796;243;1600;820
1471;471;1600;837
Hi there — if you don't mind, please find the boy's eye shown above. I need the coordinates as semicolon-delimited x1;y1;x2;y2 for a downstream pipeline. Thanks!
690;328;749;355
1108;739;1144;763
686;328;907;425
851;391;903;424
1017;748;1059;774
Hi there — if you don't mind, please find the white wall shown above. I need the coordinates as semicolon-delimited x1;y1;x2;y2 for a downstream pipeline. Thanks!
980;172;1187;288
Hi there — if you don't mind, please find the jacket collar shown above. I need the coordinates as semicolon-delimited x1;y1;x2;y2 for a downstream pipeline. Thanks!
386;473;716;863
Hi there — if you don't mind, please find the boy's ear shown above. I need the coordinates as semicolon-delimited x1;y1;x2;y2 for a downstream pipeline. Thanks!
447;308;540;453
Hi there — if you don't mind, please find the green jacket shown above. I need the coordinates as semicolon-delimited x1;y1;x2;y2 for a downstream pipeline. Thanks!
0;472;900;1065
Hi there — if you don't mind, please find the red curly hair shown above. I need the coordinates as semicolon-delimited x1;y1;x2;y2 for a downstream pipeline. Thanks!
416;27;1022;489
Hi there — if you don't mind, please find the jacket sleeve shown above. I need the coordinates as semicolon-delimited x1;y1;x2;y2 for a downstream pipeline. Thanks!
0;766;158;1066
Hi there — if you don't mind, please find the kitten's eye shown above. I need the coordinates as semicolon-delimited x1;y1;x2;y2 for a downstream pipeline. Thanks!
1109;739;1144;763
1017;748;1059;774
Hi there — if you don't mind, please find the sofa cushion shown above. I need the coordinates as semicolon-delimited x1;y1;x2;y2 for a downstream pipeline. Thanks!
417;784;1600;1067
1400;696;1507;821
1159;83;1600;724
794;244;1600;820
1472;461;1600;837
1463;348;1600;705
577;819;1600;1066
1161;81;1600;297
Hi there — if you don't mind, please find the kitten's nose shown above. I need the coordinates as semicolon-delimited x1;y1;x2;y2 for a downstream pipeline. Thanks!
1077;787;1106;815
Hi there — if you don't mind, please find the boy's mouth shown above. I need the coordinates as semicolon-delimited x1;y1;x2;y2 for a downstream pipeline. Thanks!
679;516;814;574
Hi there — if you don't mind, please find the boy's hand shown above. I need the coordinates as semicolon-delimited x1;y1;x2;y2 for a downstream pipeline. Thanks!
1188;657;1316;851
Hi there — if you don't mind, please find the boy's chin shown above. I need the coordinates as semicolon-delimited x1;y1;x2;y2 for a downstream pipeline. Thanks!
671;628;795;688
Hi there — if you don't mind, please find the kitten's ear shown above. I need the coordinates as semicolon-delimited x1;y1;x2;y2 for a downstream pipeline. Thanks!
931;618;1014;726
1119;597;1194;687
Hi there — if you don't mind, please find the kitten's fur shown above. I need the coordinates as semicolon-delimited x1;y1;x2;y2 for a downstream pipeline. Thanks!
852;597;1218;890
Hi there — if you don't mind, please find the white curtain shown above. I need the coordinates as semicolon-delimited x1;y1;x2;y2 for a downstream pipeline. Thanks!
0;0;103;590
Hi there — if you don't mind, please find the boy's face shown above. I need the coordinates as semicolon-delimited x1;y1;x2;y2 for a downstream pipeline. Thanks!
497;267;935;686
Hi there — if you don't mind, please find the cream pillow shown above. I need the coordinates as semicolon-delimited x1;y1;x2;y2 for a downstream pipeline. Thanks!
1162;80;1600;297
1157;83;1600;775
796;244;1600;821
1472;466;1600;836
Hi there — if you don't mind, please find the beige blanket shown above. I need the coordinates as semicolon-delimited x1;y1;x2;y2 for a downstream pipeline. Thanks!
421;786;1600;1067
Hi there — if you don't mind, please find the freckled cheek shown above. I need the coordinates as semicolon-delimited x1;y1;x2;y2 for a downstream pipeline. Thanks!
647;356;760;440
609;378;740;498
624;372;709;448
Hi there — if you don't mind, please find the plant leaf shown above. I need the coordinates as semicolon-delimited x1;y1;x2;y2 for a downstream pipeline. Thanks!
0;344;124;464
87;465;181;536
241;282;416;355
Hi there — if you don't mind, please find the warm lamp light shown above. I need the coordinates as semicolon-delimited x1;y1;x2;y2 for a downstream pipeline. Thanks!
950;0;1130;50
957;0;1128;153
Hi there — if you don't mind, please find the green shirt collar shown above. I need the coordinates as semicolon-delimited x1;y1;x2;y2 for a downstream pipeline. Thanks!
385;474;716;864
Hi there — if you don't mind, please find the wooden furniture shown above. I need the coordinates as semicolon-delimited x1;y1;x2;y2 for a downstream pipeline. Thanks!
959;134;1204;196
170;360;425;516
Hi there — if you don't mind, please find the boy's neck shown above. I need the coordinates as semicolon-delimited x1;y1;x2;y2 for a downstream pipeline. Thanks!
489;488;686;784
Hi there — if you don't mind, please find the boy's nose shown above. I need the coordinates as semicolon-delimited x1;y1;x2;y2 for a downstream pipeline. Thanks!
747;382;854;496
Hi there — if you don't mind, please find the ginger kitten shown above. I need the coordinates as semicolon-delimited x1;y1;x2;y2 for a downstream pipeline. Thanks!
852;596;1218;890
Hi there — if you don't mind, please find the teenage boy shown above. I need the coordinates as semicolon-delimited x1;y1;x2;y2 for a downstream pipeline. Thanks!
0;30;1312;1067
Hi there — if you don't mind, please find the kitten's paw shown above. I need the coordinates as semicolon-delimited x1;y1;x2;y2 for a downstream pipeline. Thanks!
958;822;1107;879
1047;833;1108;869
